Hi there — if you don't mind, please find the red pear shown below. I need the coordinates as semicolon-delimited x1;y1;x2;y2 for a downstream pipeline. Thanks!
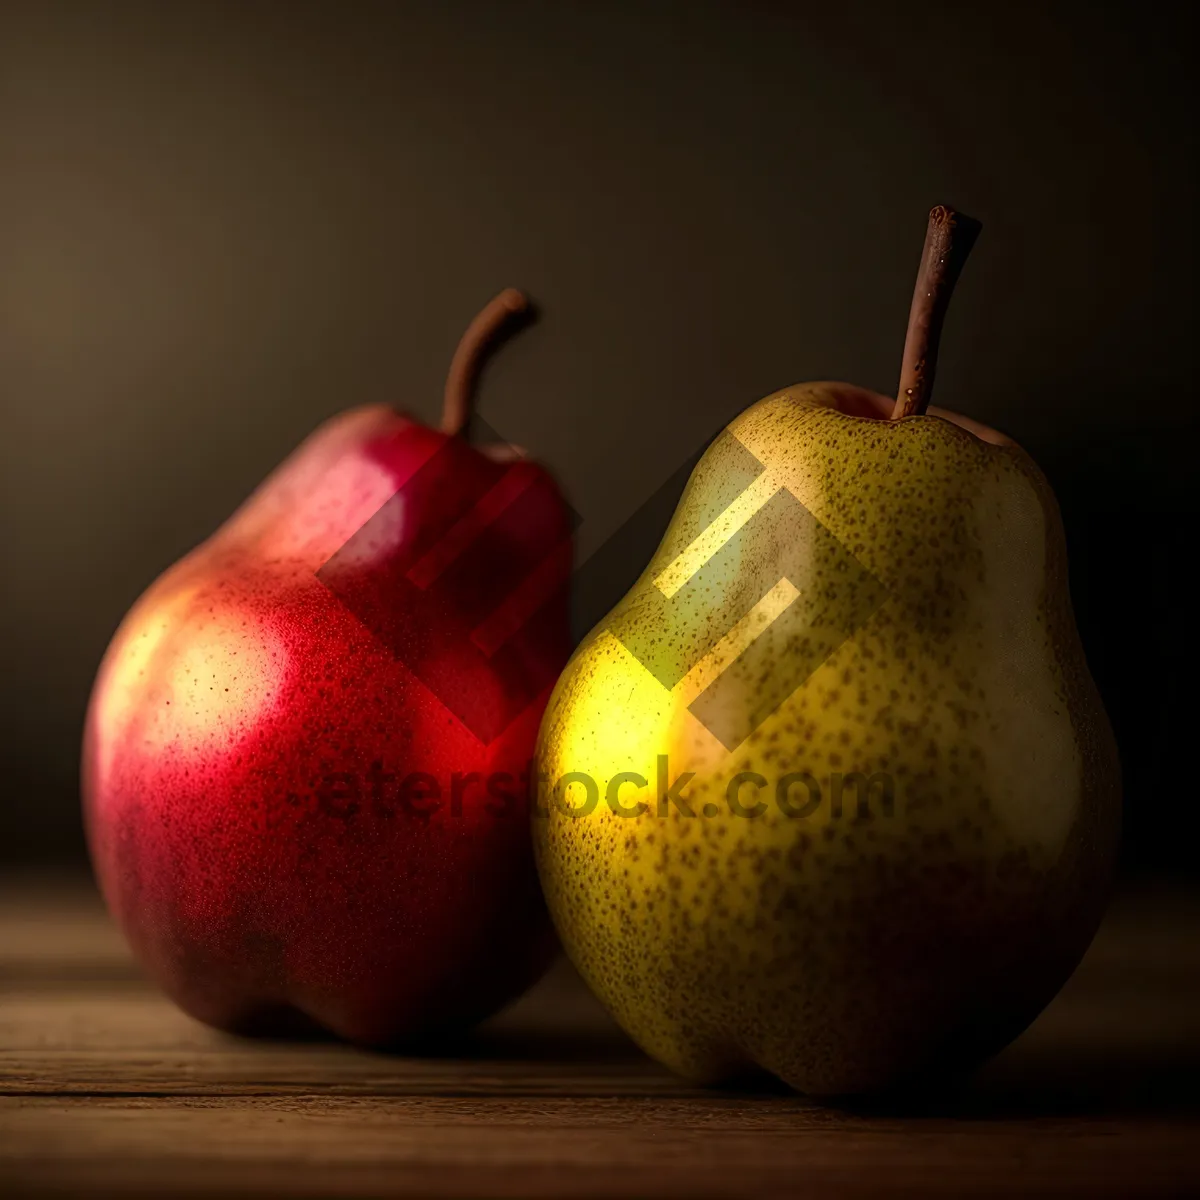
83;291;572;1043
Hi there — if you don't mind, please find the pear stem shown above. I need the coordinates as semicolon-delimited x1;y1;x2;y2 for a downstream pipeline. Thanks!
892;206;982;420
441;288;531;436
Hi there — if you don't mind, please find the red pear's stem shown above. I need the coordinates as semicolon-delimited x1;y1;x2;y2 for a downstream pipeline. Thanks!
441;288;531;436
892;206;982;420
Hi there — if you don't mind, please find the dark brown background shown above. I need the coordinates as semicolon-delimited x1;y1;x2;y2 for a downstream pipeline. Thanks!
1;0;1195;870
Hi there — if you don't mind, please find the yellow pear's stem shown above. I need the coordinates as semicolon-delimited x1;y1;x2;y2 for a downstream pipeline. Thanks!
892;206;982;420
441;288;531;436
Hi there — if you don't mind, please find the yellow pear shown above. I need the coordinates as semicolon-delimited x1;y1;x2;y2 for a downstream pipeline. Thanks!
533;209;1119;1095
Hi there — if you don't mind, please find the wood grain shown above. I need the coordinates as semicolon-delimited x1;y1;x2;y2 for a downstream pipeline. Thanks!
2;875;1200;1197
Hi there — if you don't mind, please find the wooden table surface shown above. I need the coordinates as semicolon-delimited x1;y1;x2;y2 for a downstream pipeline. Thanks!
2;874;1199;1197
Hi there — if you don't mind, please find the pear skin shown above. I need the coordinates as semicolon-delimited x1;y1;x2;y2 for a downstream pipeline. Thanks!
533;381;1119;1095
